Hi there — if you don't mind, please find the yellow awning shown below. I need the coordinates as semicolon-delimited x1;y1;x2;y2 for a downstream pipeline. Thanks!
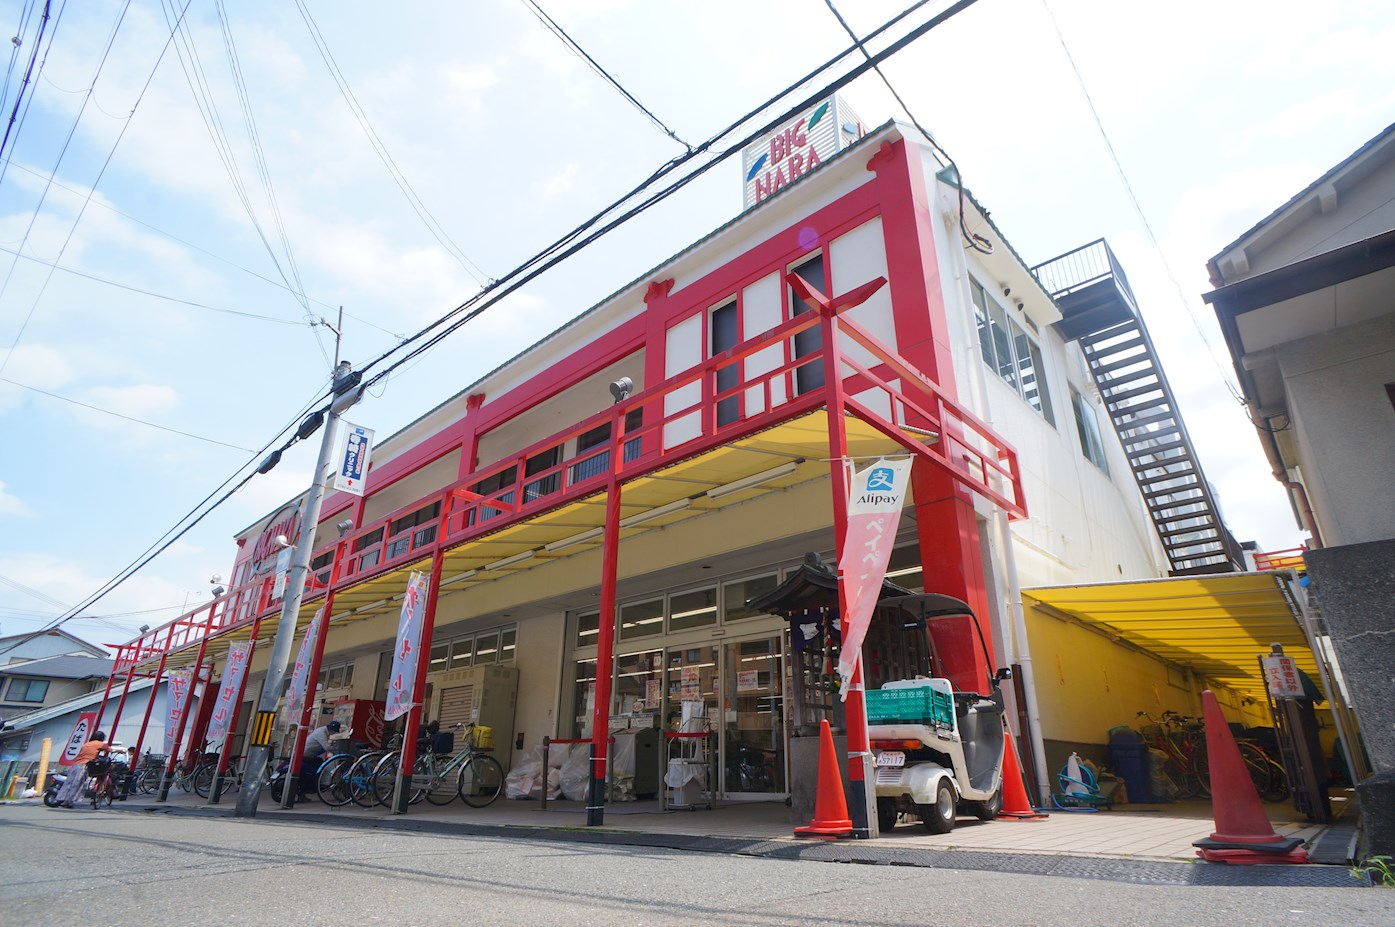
1022;572;1318;702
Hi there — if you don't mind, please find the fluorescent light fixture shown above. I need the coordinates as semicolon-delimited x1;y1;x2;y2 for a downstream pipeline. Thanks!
619;498;691;528
354;599;388;614
484;550;535;571
544;527;604;552
440;569;478;587
705;462;799;499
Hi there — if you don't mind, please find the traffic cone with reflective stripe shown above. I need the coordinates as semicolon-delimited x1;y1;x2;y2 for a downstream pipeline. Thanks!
998;729;1047;820
794;720;853;839
1193;690;1307;864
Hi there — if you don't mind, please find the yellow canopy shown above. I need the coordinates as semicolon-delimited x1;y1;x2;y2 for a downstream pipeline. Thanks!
1022;572;1318;702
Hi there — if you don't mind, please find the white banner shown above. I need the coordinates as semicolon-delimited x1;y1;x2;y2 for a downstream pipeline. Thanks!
333;421;374;496
284;609;324;725
59;712;98;766
207;642;252;745
384;571;428;722
163;670;193;756
836;457;914;698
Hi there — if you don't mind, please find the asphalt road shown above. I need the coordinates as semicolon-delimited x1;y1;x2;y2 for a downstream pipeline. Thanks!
2;804;1391;927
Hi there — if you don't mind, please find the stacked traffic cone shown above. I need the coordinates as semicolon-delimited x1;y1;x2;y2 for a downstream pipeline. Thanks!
998;729;1047;820
794;720;853;839
1193;690;1308;864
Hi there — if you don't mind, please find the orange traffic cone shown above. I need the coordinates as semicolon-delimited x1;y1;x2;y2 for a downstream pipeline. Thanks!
1193;690;1307;864
997;729;1047;820
794;720;853;839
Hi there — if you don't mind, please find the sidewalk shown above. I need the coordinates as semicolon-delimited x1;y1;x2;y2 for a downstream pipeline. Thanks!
17;783;1361;888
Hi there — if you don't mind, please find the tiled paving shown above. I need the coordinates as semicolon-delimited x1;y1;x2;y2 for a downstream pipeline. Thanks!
89;787;1347;864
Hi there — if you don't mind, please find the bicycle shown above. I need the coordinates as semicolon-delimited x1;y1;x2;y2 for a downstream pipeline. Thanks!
340;733;403;808
370;723;503;808
195;756;244;799
1136;711;1208;799
87;754;115;810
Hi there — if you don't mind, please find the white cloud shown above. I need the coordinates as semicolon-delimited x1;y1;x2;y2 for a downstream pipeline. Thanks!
0;481;32;517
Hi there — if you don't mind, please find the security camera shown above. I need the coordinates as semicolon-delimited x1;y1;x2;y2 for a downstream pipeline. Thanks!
1002;286;1011;297
1016;301;1025;311
210;574;222;585
274;534;291;549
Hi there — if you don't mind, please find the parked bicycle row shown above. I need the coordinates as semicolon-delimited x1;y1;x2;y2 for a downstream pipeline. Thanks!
1121;710;1290;803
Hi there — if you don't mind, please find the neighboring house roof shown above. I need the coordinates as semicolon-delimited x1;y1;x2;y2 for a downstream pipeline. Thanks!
0;677;156;732
0;628;108;658
0;654;114;681
1206;120;1395;285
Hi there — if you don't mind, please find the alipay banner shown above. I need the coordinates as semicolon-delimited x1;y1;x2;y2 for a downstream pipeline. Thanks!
384;571;428;722
836;457;913;698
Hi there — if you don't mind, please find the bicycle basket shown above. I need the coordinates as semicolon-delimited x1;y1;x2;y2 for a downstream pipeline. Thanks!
469;725;494;750
86;757;112;777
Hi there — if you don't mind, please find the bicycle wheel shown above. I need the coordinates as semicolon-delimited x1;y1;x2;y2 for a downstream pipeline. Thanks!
90;777;101;810
370;752;402;807
1237;743;1277;800
101;776;114;808
317;755;355;807
458;754;503;808
423;756;458;805
347;753;383;808
193;764;215;798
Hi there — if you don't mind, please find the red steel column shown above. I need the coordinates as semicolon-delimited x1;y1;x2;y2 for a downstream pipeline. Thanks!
157;624;212;802
104;653;137;741
89;665;121;735
586;475;623;827
391;549;446;814
131;652;168;762
819;303;874;839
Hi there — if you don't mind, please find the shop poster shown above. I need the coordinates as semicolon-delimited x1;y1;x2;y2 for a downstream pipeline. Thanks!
163;670;193;755
283;608;325;725
836;457;913;699
207;642;252;744
385;571;428;721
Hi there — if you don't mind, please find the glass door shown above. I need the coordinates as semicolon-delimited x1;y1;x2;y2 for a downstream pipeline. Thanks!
722;636;787;797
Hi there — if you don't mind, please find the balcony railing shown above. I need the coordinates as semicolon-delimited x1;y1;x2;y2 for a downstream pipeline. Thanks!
1031;238;1137;304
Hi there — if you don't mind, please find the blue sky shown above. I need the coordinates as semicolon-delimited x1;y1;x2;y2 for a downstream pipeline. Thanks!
1;0;1391;649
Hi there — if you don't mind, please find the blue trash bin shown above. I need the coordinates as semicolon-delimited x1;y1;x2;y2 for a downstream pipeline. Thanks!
1108;729;1155;803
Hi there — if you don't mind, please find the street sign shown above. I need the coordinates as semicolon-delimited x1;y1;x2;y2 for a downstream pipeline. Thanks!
272;547;292;599
59;712;98;766
1262;655;1305;699
333;422;374;496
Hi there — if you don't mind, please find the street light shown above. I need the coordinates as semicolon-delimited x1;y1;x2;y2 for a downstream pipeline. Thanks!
235;361;363;817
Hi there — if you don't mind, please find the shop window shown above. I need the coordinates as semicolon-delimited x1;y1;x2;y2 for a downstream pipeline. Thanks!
669;587;717;633
353;527;384;569
449;638;472;670
1071;386;1110;474
311;550;334;587
5;678;48;703
572;659;597;738
622;408;644;462
353;527;384;552
473;631;500;665
570;423;611;483
711;299;741;426
620;598;664;641
524;446;561;502
790;255;826;395
472;467;517;523
883;545;923;590
575;610;600;649
429;644;450;673
722;573;779;622
317;661;354;691
614;650;662;715
973;278;1054;425
499;627;516;663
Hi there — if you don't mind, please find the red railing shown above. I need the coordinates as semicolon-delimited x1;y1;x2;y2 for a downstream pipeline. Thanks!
1253;547;1306;571
118;301;1024;661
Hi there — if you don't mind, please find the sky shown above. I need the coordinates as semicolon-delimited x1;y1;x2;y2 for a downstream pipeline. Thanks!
0;0;1390;651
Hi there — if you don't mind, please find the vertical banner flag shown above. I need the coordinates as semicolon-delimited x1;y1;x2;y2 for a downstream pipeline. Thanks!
836;457;914;698
384;571;428;722
58;711;99;766
284;609;324;725
207;642;252;745
163;670;193;755
333;422;374;496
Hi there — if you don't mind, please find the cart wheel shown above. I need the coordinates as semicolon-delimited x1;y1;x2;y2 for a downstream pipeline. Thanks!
876;798;900;832
918;780;956;834
970;788;1002;821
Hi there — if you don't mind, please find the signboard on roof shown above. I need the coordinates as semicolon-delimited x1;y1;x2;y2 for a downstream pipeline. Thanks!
741;95;865;209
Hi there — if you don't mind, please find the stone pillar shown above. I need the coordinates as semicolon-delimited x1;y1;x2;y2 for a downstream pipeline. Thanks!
1305;538;1395;857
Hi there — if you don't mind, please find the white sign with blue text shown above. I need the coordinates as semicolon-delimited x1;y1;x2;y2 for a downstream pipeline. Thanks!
333;421;374;496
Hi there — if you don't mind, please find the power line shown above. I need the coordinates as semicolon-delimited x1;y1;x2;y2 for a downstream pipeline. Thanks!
294;0;490;287
3;0;982;654
0;376;257;450
0;0;66;194
0;0;49;166
1039;0;1241;401
519;0;691;150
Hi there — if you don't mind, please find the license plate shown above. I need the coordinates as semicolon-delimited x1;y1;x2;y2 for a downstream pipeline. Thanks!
875;751;905;768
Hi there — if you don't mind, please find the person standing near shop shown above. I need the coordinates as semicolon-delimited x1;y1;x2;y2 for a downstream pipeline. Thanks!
299;720;341;799
52;731;109;808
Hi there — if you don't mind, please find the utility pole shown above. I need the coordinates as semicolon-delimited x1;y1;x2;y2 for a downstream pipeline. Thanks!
235;361;362;817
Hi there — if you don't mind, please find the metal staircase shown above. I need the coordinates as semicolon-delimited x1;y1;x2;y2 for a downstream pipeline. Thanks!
1032;240;1244;575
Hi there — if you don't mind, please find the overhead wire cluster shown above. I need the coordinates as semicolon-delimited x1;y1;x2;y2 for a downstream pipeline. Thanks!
4;0;983;652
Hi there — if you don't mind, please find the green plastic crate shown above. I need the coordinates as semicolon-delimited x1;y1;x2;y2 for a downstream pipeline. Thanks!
865;685;954;728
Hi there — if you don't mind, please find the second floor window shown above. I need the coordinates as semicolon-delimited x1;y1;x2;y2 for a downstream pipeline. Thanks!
972;278;1055;426
5;678;49;702
1071;386;1110;474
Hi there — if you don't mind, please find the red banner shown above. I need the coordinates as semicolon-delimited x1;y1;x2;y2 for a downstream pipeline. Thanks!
284;609;324;725
163;670;193;755
836;457;913;697
207;642;252;745
384;571;428;722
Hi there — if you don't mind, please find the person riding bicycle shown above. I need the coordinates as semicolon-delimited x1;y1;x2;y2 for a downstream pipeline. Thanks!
52;730;109;808
299;720;342;799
